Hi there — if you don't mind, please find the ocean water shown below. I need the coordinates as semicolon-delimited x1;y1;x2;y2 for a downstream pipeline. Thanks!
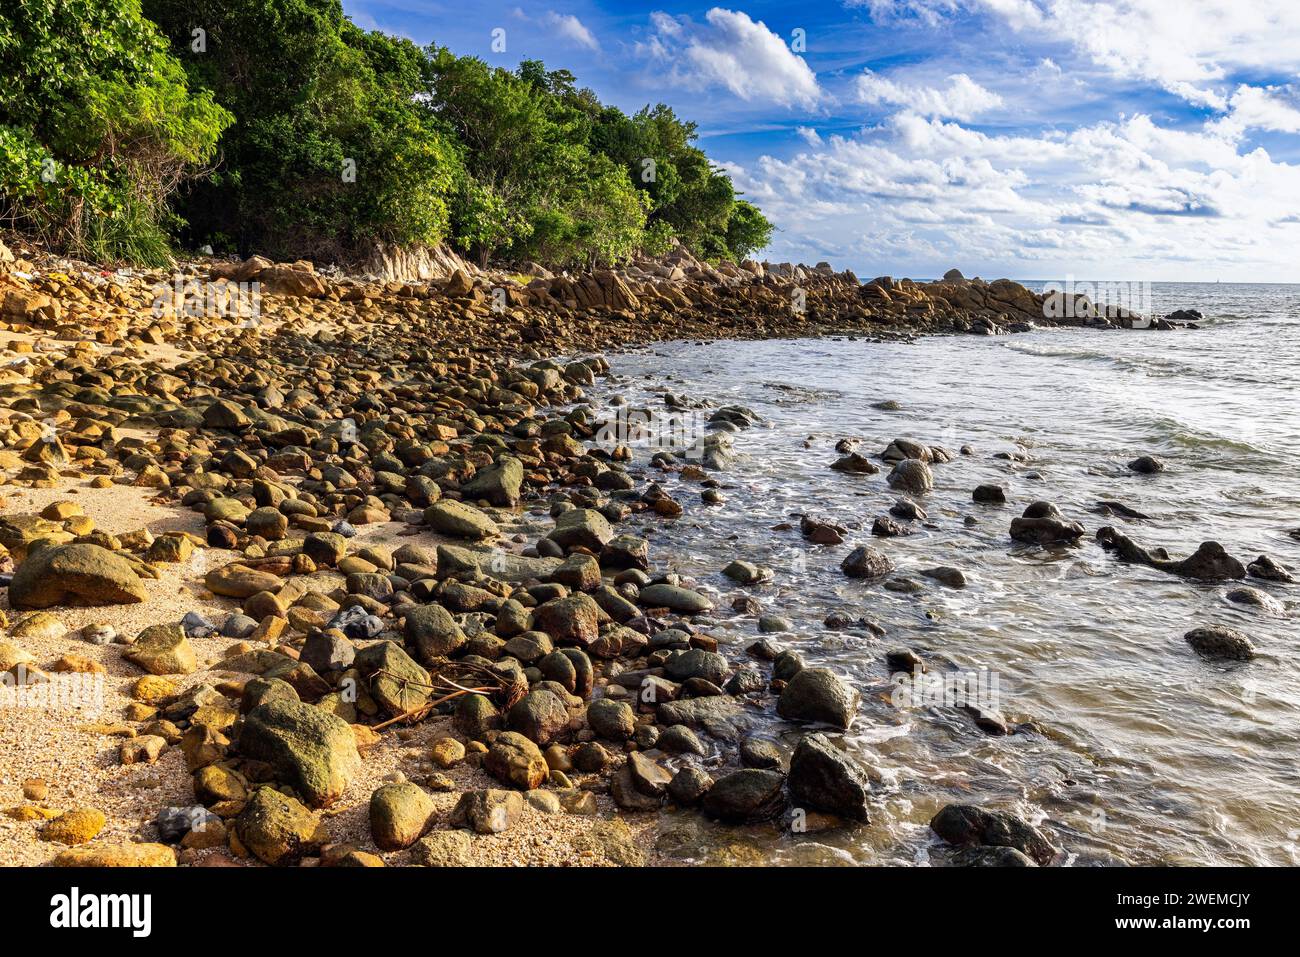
595;282;1300;866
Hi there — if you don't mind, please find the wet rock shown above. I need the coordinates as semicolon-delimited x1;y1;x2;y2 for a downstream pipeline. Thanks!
9;543;147;609
930;803;1059;866
658;724;706;756
871;516;911;538
920;566;967;588
1248;554;1295;583
1226;586;1284;614
840;545;892;580
237;700;361;807
702;768;786;823
830;452;880;474
656;695;752;741
1097;527;1245;581
628;751;673;797
947;845;1037;866
611;763;662;811
777;667;859;730
886;458;934;494
1128;455;1165;474
1010;502;1085;545
1185;626;1256;661
788;732;871;821
723;559;771;585
972;484;1006;504
663;648;729;685
667;767;713;806
739;737;783;769
637;583;713;614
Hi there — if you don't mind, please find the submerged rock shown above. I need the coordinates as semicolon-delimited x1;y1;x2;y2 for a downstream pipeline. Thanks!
930;803;1060;866
1185;626;1256;661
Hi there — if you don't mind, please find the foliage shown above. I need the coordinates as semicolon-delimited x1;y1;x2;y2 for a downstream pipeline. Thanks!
2;0;773;267
0;0;231;263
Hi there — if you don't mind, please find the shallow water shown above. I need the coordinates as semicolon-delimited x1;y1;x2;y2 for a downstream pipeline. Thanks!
594;282;1300;866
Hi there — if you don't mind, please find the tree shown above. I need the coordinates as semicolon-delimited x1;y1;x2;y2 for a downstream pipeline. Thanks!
0;0;231;264
144;0;463;260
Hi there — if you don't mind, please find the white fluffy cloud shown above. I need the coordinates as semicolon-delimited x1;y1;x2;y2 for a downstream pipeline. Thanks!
639;8;822;108
954;0;1300;109
545;11;599;49
857;70;1003;120
727;108;1300;279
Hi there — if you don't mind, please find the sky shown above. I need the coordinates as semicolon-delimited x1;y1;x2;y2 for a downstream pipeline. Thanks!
342;0;1300;281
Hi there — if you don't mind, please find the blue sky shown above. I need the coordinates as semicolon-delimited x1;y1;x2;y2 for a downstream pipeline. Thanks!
343;0;1300;281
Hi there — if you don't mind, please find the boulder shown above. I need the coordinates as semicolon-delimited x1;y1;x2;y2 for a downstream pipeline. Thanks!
424;500;498;540
840;545;892;580
9;543;147;609
777;667;859;730
930;803;1059;866
369;782;435;850
484;731;548;789
787;733;871;821
234;786;326;865
451;789;523;834
125;624;197;675
237;701;361;807
702;768;786;823
460;456;523;506
403;603;467;662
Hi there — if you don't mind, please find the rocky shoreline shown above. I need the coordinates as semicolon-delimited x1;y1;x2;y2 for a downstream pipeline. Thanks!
0;235;1237;867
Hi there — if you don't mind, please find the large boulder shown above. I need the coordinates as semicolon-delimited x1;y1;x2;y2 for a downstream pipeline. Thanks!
483;731;548;789
777;668;859;730
637;583;713;614
787;733;871;821
353;641;431;717
702;769;786;823
9;543;147;609
237;701;361;808
886;458;934;493
532;593;602;646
